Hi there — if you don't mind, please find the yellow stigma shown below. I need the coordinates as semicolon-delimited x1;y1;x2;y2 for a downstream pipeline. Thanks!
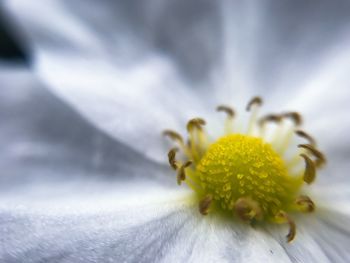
196;134;303;219
163;97;325;242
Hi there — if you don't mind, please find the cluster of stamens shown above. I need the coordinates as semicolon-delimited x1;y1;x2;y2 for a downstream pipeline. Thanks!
163;97;326;242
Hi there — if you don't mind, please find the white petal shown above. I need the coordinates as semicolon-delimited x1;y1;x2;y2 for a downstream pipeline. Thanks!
267;40;350;186
312;213;350;263
5;0;222;82
1;194;302;263
308;209;350;263
2;1;230;160
164;212;292;263
0;64;176;190
274;184;350;263
282;40;350;149
0;188;192;262
267;176;350;262
212;0;350;102
5;0;350;164
3;0;227;162
266;213;350;263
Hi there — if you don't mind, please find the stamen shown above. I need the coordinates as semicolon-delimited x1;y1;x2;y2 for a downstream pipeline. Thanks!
217;105;235;134
167;148;179;170
296;195;315;212
187;118;207;162
275;112;302;153
177;161;192;185
258;114;282;126
282;112;303;126
300;154;316;184
295;130;317;146
217;105;235;117
298;144;326;168
258;114;283;139
187;118;206;131
246;96;263;111
246;96;263;135
163;130;184;144
276;211;296;242
234;197;263;222
199;194;213;215
163;130;192;159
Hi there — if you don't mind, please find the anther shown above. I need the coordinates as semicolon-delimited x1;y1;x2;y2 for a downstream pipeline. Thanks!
246;96;263;111
199;194;213;215
163;130;184;144
282;112;303;126
167;148;179;170
187;118;206;132
235;197;263;222
276;211;296;242
258;114;282;126
295;130;317;146
217;105;235;117
300;154;316;184
177;161;192;185
296;195;315;212
298;144;326;168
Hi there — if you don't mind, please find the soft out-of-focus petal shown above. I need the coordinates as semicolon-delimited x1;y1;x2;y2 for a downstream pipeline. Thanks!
4;0;222;82
5;0;350;164
0;65;177;191
3;0;226;163
282;50;350;184
208;0;350;104
282;40;350;145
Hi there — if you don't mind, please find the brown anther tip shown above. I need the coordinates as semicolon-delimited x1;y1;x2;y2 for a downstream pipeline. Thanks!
246;96;263;111
296;195;315;212
167;148;179;170
300;153;316;184
217;105;235;117
276;211;296;243
295;130;317;146
282;112;303;126
187;118;206;131
163;130;184;144
298;144;326;168
176;161;192;185
235;197;262;222
258;114;282;126
183;160;193;168
199;194;213;215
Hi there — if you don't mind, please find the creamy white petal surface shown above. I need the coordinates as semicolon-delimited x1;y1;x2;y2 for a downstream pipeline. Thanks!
0;65;188;261
0;66;349;262
0;66;291;262
3;0;227;163
4;0;350;164
2;0;350;262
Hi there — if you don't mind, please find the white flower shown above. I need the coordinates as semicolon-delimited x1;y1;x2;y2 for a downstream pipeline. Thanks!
1;0;350;262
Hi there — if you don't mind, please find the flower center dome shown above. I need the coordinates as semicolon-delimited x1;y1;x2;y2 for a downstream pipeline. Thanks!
197;134;302;219
163;97;326;242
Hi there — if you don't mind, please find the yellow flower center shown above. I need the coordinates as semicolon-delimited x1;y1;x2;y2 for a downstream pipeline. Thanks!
196;134;302;219
163;97;326;242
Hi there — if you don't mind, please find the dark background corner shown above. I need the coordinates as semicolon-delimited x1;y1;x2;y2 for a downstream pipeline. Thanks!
0;9;28;63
